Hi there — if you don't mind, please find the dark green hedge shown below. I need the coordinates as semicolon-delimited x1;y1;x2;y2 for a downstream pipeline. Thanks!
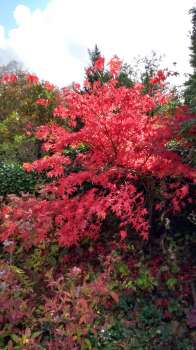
0;162;40;196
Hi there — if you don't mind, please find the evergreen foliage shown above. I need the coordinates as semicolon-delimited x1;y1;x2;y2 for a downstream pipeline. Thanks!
184;7;196;113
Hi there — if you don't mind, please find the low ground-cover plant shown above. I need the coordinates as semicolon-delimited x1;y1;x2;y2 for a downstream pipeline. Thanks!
0;233;195;349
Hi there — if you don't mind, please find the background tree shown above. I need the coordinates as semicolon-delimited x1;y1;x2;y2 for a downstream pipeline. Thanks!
184;7;196;112
86;46;177;94
85;45;111;86
0;60;23;75
0;70;60;163
182;8;196;166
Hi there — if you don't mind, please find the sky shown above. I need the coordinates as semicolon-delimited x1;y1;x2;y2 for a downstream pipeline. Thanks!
0;1;47;32
0;0;196;87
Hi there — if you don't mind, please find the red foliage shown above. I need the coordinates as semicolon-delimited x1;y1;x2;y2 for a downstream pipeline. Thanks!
36;98;49;107
108;55;122;76
93;56;105;72
0;261;32;327
0;57;195;248
44;81;55;91
149;69;167;85
1;73;18;84
26;74;39;84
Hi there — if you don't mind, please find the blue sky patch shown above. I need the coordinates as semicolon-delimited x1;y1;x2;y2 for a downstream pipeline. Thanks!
0;0;47;32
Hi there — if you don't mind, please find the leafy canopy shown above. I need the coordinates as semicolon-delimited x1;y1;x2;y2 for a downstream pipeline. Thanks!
0;56;195;248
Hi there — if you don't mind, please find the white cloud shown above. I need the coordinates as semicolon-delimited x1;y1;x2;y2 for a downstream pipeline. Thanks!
0;25;6;47
0;0;196;87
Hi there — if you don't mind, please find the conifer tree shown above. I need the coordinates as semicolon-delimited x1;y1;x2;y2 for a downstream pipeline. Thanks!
184;7;196;112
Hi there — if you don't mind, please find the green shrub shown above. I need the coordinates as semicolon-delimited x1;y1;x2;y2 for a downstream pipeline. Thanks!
0;162;41;196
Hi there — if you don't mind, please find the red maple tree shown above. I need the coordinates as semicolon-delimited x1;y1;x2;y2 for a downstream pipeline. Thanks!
0;57;195;248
